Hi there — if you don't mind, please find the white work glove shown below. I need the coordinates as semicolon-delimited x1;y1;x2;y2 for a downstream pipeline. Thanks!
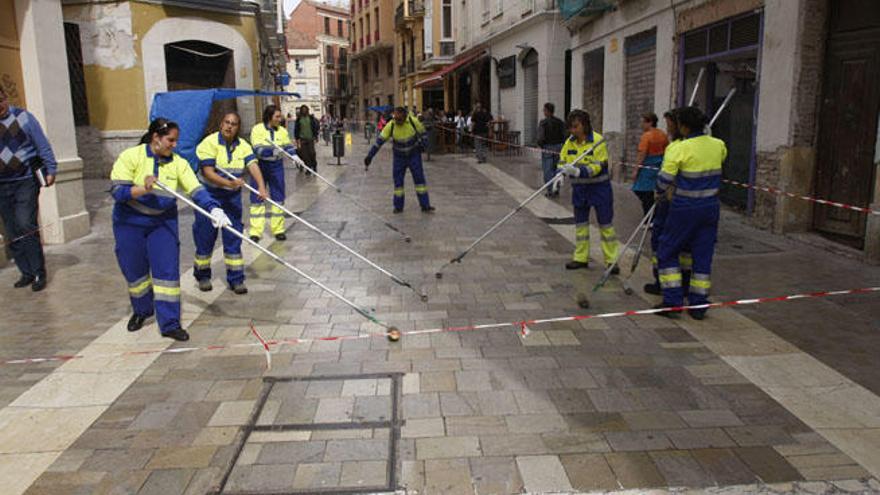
561;163;582;177
271;147;285;160
551;173;564;190
290;154;306;169
209;207;233;229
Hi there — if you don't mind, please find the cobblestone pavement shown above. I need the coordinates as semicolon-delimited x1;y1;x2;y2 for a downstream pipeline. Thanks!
1;142;879;494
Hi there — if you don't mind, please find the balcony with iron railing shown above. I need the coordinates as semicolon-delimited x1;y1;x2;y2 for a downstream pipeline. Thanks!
399;63;408;76
407;58;415;74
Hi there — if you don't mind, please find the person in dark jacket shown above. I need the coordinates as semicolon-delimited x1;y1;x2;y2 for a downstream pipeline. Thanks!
536;102;567;197
293;105;320;176
470;103;492;163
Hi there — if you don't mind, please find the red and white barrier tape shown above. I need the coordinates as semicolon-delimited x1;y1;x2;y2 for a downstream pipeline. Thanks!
434;124;880;216
4;286;877;367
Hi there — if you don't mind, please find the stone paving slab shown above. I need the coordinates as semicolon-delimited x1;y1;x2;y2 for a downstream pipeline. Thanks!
7;145;880;494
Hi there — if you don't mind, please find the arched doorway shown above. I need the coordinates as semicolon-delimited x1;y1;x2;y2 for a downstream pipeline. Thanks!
164;40;236;137
522;49;539;145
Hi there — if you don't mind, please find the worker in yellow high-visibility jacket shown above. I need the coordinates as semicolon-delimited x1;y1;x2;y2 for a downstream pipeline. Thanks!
654;106;727;320
249;104;305;241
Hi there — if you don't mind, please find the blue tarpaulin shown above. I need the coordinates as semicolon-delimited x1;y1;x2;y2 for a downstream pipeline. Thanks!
367;105;393;113
149;89;300;170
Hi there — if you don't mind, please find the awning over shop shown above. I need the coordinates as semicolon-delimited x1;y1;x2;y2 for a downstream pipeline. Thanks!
414;50;486;88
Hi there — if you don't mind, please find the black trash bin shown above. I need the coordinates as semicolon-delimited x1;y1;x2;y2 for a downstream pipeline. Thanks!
330;130;347;166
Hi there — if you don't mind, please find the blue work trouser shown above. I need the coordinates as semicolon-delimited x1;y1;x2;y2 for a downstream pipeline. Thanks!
657;201;719;308
392;152;431;211
249;160;286;237
193;192;244;286
651;200;692;291
113;216;182;334
541;144;562;186
571;182;619;265
0;177;45;278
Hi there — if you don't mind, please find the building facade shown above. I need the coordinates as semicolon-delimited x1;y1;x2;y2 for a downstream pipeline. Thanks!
565;0;880;263
283;47;322;118
61;0;286;178
439;0;565;145
350;0;397;122
396;0;455;112
286;0;351;118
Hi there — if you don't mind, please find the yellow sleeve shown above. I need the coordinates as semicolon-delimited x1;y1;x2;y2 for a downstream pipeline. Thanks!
251;124;268;147
240;141;257;167
660;141;683;178
719;139;728;163
380;121;394;141
592;133;609;163
557;140;572;167
174;156;203;195
110;148;137;183
276;126;292;146
195;136;215;165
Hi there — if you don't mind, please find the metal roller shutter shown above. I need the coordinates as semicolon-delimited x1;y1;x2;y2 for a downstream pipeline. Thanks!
523;51;539;146
624;28;657;165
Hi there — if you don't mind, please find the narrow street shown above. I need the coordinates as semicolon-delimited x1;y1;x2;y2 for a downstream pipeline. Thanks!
2;141;878;494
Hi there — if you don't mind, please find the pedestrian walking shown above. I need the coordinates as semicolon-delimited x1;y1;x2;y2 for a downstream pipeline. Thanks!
645;109;692;296
654;106;727;320
536;102;567;197
192;112;268;295
248;105;304;242
557;110;619;271
454;110;467;152
0;87;54;292
470;103;492;163
110;118;230;341
363;107;435;214
631;112;669;215
293;105;320;176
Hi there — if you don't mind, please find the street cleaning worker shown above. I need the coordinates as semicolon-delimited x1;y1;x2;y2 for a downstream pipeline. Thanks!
363;106;435;214
654;106;726;320
193;112;268;294
557;109;619;271
249;104;305;242
110;118;231;341
645;109;692;296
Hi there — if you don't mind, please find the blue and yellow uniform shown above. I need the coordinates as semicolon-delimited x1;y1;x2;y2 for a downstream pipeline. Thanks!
650;139;693;292
364;113;432;211
654;132;727;310
193;132;256;287
558;132;619;266
110;144;219;335
250;123;296;237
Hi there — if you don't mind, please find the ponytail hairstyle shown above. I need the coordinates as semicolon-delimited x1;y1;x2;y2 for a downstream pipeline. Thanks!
566;109;593;137
262;105;281;127
140;118;179;145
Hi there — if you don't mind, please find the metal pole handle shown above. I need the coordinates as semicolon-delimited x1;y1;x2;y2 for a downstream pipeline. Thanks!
215;167;419;293
154;181;382;325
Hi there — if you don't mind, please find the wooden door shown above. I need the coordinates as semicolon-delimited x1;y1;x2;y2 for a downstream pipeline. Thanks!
813;1;880;246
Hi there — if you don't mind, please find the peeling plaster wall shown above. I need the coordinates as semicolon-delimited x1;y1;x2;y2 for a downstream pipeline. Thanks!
64;2;137;70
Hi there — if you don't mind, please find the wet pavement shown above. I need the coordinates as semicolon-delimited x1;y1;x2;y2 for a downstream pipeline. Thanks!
0;141;878;494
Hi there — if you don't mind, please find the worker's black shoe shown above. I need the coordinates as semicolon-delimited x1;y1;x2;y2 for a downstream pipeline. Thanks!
13;275;34;288
197;279;212;292
688;309;707;320
606;265;620;275
421;206;436;213
275;233;287;241
162;328;190;341
31;275;47;292
643;283;661;295
653;303;681;319
127;313;150;332
231;283;248;295
250;235;261;243
393;208;403;214
565;261;589;270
